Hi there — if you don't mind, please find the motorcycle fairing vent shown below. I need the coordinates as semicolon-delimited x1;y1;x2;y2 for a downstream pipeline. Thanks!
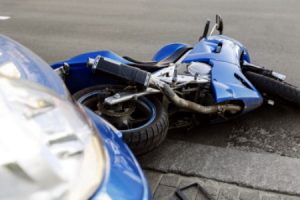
92;56;151;88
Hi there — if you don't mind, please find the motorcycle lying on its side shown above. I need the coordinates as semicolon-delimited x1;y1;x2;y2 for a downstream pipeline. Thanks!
52;15;300;155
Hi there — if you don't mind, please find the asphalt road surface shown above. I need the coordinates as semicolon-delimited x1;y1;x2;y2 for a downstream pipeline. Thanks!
1;0;300;158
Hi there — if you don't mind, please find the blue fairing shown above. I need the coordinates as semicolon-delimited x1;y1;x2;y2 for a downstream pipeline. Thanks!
85;108;151;200
51;50;131;94
183;35;263;112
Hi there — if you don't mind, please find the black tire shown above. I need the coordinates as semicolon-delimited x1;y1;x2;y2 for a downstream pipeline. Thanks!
244;71;300;106
73;85;169;155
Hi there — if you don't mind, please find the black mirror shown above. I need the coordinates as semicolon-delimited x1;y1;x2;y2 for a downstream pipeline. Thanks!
216;14;223;34
199;19;210;41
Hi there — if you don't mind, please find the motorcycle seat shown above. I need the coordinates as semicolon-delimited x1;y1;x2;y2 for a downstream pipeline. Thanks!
123;45;192;72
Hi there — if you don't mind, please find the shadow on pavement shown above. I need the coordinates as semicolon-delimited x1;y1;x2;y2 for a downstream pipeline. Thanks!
168;103;300;158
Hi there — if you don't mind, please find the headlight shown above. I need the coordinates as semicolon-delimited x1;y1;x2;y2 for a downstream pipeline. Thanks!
0;75;106;200
0;61;21;79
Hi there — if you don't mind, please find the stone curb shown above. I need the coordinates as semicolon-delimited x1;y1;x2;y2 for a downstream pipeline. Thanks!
139;139;300;196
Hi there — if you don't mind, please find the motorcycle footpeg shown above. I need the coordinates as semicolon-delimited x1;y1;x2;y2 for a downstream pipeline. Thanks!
89;56;151;88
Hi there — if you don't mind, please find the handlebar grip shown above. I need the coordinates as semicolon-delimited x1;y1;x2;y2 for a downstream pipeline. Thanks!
91;56;151;88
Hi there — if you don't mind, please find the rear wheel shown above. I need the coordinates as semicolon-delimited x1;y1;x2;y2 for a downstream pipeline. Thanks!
244;71;300;106
73;85;169;155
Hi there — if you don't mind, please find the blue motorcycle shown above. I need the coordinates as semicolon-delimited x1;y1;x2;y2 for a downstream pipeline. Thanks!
52;15;300;155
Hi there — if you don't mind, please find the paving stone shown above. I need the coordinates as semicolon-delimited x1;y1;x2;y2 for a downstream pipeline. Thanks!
202;184;220;200
145;169;300;200
154;185;176;200
239;189;260;200
218;186;239;200
171;177;219;200
179;186;199;200
261;194;281;200
144;170;163;193
160;174;181;187
196;192;210;200
176;179;200;200
178;178;205;187
195;183;219;200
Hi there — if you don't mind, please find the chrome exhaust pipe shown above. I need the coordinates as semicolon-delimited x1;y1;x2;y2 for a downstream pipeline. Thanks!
161;84;241;114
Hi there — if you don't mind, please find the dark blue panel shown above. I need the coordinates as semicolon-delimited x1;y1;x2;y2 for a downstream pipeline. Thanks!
152;43;190;62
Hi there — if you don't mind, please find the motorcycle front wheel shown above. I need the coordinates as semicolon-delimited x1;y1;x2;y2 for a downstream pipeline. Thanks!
245;71;300;106
73;85;169;155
